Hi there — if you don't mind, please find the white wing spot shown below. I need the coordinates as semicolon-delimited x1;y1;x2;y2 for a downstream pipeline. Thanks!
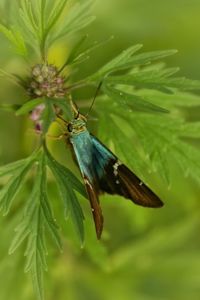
139;182;143;186
113;161;122;176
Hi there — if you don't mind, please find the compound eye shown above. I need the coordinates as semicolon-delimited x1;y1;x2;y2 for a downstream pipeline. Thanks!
67;123;73;132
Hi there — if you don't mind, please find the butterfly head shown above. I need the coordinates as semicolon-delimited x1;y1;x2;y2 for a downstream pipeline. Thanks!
67;114;87;135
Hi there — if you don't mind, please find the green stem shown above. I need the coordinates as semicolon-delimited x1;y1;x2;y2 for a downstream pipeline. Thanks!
40;0;47;62
40;39;47;62
67;80;95;91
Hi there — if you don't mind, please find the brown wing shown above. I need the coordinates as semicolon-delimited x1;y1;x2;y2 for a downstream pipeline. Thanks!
91;135;163;208
83;177;104;239
95;156;163;208
116;163;163;207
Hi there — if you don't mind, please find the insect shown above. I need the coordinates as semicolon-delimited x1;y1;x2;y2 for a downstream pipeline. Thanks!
56;94;163;239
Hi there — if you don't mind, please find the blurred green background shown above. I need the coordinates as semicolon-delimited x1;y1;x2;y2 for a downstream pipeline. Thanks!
1;0;200;299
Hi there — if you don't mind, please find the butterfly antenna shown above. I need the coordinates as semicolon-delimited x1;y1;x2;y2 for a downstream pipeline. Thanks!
67;93;80;119
85;81;103;118
56;114;68;123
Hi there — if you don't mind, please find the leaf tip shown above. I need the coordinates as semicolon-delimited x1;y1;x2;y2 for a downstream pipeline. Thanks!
170;49;178;55
8;248;14;255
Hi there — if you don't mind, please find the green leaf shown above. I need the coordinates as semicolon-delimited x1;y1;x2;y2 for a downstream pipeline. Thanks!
62;34;89;68
71;36;114;66
103;117;148;177
40;154;62;250
60;35;114;72
0;24;27;56
150;148;170;185
170;140;200;180
0;69;23;87
9;151;62;300
89;44;143;80
46;0;69;36
103;84;169;113
51;0;95;44
41;192;62;250
19;0;39;39
52;162;87;198
88;46;177;81
0;155;36;215
125;49;178;68
124;114;185;184
96;89;200;186
9;222;30;255
0;157;33;177
45;144;86;197
131;90;200;111
38;0;47;36
41;100;55;134
180;122;200;138
45;145;85;243
19;0;52;57
105;69;200;93
16;98;45;116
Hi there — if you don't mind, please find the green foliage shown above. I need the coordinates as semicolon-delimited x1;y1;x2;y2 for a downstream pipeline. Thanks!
103;85;169;113
105;68;200;93
16;98;45;116
60;35;114;71
45;145;86;243
50;0;95;43
0;0;200;299
42;100;55;134
0;153;37;215
87;45;177;81
0;0;95;60
0;24;27;56
0;147;86;300
46;0;69;36
96;89;200;186
14;152;60;300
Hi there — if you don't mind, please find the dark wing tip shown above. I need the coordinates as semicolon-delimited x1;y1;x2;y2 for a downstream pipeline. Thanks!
117;164;164;208
142;195;164;208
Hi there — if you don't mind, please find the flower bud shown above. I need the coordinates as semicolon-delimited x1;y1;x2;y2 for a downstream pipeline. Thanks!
27;64;66;99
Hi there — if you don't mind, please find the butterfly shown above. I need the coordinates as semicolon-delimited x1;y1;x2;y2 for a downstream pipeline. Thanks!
57;98;163;239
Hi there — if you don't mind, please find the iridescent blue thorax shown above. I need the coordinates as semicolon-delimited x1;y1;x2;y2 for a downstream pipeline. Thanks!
67;117;95;181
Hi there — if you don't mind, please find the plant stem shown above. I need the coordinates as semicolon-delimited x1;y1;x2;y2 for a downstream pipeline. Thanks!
40;0;47;62
67;80;95;91
40;41;46;62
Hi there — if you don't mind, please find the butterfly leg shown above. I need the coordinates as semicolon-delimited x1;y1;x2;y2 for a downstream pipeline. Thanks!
46;133;68;140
